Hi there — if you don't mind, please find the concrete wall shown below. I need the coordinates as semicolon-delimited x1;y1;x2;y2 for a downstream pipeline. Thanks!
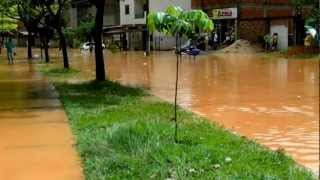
238;20;267;42
150;0;192;50
270;19;289;50
104;2;120;26
120;0;146;25
149;0;191;12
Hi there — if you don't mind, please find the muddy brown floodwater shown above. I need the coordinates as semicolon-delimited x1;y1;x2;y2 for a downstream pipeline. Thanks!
0;49;83;180
19;49;320;174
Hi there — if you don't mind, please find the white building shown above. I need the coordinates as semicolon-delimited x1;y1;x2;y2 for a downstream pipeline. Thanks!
71;0;192;50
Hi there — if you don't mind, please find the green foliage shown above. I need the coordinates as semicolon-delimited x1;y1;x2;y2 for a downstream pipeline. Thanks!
147;5;214;38
0;0;43;31
40;66;79;77
0;16;18;32
306;8;320;27
46;76;316;179
64;27;75;46
290;0;314;7
74;21;95;42
0;1;18;33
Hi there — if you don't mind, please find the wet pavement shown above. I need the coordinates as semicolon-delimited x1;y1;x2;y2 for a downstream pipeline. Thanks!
0;53;83;179
6;49;320;174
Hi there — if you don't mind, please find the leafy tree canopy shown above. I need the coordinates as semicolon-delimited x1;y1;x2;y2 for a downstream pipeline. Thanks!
0;16;18;33
306;7;320;27
291;0;315;6
147;5;214;39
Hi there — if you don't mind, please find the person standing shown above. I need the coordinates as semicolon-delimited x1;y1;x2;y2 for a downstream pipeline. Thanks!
264;33;272;52
271;33;278;51
213;32;218;50
5;38;14;64
304;33;313;53
204;34;209;51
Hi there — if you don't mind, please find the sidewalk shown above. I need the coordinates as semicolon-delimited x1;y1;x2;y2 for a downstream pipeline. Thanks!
0;62;83;180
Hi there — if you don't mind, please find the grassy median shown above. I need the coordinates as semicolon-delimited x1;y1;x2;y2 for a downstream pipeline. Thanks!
42;68;315;179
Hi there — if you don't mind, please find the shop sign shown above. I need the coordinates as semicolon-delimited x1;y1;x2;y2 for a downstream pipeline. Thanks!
212;8;237;20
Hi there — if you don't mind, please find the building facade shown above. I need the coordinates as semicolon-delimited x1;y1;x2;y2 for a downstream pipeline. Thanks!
70;0;313;50
70;0;120;28
192;0;314;49
71;0;192;50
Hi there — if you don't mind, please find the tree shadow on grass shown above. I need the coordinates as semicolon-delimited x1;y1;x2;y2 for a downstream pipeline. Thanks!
54;80;145;111
56;81;144;97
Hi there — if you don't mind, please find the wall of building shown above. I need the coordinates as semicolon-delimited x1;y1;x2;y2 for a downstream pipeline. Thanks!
192;0;295;9
191;0;313;46
104;1;120;26
72;1;119;27
120;0;146;25
238;20;267;42
149;0;191;12
150;0;192;50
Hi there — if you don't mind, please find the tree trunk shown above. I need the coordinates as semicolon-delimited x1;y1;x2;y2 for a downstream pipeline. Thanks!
94;2;106;81
58;28;69;69
174;34;180;143
145;0;150;56
44;36;50;63
40;37;43;61
27;32;33;59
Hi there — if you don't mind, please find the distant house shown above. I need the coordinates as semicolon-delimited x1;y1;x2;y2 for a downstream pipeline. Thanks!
70;0;192;50
192;0;315;49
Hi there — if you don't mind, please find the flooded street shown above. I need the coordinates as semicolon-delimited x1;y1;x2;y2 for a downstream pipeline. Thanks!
67;50;319;174
0;51;83;180
7;49;320;174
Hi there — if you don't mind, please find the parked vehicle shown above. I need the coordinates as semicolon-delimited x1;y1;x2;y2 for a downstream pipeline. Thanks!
81;42;106;50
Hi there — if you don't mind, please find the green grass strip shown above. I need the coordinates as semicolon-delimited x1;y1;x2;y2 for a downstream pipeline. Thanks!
46;71;315;179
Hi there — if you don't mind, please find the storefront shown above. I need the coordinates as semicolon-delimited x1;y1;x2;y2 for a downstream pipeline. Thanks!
211;7;238;45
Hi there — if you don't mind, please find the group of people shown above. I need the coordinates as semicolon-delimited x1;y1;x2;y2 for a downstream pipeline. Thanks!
0;38;15;64
264;33;278;52
208;29;236;50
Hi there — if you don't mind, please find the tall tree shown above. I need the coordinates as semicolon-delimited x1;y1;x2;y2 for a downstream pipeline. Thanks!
40;0;71;69
88;0;106;81
37;23;54;63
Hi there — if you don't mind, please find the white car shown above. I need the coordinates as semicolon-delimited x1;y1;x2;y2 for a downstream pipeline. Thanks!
81;42;106;50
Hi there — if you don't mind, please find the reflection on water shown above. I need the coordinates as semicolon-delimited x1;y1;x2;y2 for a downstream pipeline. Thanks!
4;49;319;174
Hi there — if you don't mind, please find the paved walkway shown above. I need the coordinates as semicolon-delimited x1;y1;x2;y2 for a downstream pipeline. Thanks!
0;62;83;180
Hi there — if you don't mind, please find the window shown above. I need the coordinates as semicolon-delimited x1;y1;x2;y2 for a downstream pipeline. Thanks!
134;0;145;18
125;5;130;15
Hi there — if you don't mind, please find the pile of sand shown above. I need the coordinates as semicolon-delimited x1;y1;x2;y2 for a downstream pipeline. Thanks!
217;39;261;54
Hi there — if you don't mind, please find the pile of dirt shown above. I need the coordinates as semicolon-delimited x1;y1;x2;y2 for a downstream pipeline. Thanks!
217;39;261;54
